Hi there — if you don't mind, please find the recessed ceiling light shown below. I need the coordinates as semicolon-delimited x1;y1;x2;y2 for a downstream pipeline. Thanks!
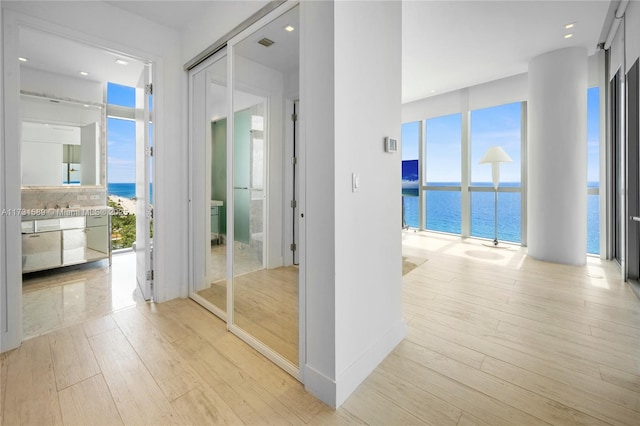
430;89;437;93
284;25;295;32
79;71;89;76
83;105;89;108
564;34;573;39
115;59;129;65
565;22;575;29
18;57;28;62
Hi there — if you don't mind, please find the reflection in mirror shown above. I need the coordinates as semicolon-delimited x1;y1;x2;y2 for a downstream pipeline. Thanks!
232;5;299;367
20;93;104;187
191;55;229;315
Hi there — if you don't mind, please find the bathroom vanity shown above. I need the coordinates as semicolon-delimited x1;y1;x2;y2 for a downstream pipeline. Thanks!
21;209;111;273
19;91;110;274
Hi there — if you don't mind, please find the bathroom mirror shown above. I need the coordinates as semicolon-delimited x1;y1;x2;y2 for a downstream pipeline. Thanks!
20;93;106;187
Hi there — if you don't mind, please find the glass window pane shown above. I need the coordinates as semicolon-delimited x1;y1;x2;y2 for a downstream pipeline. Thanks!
426;190;460;234
471;102;521;185
587;193;600;255
107;82;135;108
425;114;461;185
402;121;419;228
587;87;600;185
471;191;521;243
107;117;136;184
587;87;600;255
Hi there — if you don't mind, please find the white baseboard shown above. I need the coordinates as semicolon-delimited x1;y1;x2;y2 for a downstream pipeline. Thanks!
303;319;406;408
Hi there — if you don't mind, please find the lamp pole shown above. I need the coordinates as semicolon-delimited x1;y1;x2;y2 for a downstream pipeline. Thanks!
493;185;498;246
480;146;512;247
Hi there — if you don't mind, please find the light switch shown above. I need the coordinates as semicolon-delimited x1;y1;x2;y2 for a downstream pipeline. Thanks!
352;173;360;193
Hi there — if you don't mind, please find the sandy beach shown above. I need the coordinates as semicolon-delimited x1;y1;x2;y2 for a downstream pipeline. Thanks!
108;195;137;215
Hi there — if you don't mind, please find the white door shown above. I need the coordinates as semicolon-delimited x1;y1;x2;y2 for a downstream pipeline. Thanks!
135;64;153;300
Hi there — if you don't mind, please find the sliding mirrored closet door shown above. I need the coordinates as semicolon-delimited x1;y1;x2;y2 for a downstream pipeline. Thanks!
189;50;228;316
189;2;300;377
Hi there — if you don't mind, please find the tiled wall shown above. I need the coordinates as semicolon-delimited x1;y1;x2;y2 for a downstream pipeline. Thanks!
22;187;107;209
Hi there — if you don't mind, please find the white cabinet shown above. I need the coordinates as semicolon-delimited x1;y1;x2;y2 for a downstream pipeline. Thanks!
22;231;62;272
22;214;111;273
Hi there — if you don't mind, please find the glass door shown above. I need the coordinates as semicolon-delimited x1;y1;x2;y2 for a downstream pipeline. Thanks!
189;50;229;317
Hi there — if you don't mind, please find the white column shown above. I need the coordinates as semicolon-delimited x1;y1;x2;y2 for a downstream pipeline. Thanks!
528;47;587;265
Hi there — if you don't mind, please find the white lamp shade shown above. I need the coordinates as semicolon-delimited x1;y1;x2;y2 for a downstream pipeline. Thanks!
479;146;512;164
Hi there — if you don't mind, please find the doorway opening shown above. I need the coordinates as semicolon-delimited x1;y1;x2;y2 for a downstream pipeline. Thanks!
18;26;154;338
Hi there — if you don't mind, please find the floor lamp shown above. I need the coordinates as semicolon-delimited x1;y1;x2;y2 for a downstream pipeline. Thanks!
479;146;512;246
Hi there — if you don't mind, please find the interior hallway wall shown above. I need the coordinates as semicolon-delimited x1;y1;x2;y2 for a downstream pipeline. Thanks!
301;0;405;407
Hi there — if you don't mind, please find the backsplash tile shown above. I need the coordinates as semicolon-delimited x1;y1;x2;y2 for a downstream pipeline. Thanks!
22;187;107;209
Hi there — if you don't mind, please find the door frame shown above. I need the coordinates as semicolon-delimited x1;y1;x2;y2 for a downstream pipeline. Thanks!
626;59;639;281
1;10;160;352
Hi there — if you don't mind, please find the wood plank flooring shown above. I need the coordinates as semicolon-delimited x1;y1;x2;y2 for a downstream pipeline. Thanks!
197;266;299;365
2;231;639;425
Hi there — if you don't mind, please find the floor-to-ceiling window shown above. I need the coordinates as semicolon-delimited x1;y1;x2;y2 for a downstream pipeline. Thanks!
401;121;420;228
401;102;524;244
587;86;600;255
470;102;522;244
425;113;462;234
106;83;139;250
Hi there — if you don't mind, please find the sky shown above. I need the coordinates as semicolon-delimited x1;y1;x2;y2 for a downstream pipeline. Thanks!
106;82;151;184
107;83;135;183
402;87;601;184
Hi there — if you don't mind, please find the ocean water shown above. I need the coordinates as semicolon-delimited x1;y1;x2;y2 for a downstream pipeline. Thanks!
108;183;153;204
402;160;600;254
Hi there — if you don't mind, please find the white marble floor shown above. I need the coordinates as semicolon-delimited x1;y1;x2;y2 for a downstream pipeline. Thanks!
22;251;144;338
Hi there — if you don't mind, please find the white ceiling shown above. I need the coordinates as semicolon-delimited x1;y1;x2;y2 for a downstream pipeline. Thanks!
234;6;300;74
19;26;145;88
17;0;614;103
402;0;613;103
104;1;216;31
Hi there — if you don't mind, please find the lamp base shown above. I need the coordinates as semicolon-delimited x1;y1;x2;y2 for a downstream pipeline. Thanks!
483;240;511;249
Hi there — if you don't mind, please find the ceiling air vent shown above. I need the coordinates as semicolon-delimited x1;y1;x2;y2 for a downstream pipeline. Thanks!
258;37;275;47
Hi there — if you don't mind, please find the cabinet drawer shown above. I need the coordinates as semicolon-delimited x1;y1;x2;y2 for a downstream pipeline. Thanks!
60;217;85;230
21;221;34;234
86;215;108;227
86;225;109;254
22;231;62;272
35;219;61;232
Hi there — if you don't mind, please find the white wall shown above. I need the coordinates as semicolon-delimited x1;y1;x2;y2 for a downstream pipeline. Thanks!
1;0;184;351
301;0;405;408
333;0;404;406
403;73;527;122
299;0;337;403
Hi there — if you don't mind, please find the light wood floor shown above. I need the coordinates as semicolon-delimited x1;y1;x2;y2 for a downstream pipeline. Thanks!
2;231;640;425
197;267;299;365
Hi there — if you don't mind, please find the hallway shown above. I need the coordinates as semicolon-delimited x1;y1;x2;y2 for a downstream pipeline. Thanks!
2;231;639;424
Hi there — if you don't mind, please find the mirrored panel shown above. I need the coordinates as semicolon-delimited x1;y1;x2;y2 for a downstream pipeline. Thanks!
20;94;104;187
190;53;229;314
232;5;299;366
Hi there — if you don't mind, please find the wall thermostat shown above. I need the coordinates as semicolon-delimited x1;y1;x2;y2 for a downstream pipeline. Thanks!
385;137;398;153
